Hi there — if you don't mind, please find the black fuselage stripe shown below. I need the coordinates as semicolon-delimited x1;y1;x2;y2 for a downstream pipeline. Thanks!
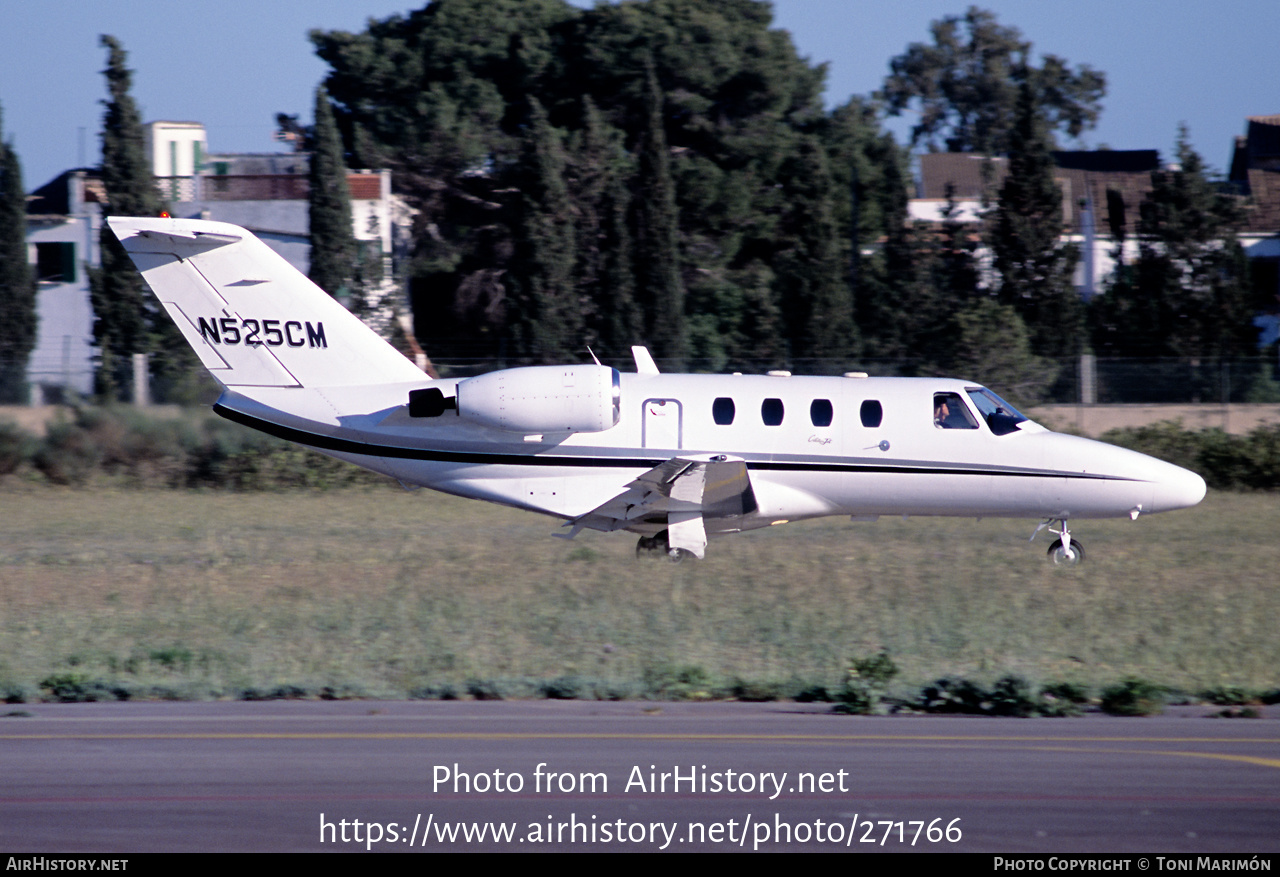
213;404;1137;482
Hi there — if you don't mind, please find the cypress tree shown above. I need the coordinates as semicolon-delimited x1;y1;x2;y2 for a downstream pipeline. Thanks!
776;136;855;368
507;98;579;362
991;78;1083;361
307;86;357;302
633;58;684;367
1100;129;1253;360
0;105;37;403
569;97;640;361
90;35;170;401
859;142;915;361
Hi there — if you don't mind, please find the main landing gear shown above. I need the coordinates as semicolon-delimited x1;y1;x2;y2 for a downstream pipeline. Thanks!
636;530;692;563
1033;519;1085;566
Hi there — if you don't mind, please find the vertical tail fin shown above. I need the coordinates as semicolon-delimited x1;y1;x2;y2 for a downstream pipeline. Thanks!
108;217;424;388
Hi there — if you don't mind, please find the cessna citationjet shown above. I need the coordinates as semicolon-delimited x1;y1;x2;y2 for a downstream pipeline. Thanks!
108;217;1206;564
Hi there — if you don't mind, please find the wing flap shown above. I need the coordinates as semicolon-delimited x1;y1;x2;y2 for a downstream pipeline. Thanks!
567;454;757;539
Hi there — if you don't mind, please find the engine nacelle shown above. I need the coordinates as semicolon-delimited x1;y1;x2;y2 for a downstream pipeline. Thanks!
456;364;621;434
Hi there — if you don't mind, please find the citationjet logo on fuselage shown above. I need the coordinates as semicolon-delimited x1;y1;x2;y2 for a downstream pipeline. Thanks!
197;317;327;348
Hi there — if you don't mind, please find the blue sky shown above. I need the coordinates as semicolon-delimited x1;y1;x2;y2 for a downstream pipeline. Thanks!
3;0;1277;191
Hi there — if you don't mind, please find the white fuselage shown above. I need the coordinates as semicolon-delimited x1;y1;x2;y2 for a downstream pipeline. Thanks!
214;371;1207;539
105;215;1206;560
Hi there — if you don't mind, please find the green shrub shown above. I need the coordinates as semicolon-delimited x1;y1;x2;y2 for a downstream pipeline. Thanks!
1100;422;1280;491
1038;682;1089;717
832;652;898;715
987;675;1039;717
728;679;786;702
1199;686;1263;706
540;676;585;700
642;664;715;700
794;684;833;703
913;677;1087;717
25;406;390;490
33;417;103;485
0;422;33;475
39;672;130;703
1099;678;1165;716
916;676;988;714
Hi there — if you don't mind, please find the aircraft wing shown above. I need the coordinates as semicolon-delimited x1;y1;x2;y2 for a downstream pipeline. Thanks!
564;454;757;558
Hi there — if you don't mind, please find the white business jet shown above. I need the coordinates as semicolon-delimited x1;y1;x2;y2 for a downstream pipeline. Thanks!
109;217;1206;564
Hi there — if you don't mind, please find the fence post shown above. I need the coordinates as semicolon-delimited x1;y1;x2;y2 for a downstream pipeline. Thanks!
131;353;150;407
1080;354;1096;404
1222;360;1230;433
1079;354;1096;433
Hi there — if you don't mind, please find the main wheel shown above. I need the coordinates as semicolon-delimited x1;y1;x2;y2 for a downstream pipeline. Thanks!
667;547;693;563
1047;538;1085;566
636;530;670;559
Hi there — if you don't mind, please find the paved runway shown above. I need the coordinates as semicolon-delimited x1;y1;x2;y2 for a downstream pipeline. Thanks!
1;700;1276;852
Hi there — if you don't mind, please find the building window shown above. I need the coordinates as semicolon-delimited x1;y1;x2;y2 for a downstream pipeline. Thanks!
761;398;784;426
712;397;735;425
809;399;833;427
35;242;76;283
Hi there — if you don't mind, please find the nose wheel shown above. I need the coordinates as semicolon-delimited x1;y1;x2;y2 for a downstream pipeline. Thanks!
1046;537;1085;566
1033;519;1085;566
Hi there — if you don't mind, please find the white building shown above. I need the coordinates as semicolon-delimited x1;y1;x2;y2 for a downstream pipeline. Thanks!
24;170;103;399
23;122;415;401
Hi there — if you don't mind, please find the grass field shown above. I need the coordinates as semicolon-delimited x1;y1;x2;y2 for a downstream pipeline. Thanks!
0;484;1276;702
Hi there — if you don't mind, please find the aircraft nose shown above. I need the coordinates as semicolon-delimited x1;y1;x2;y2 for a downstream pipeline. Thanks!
1150;462;1207;512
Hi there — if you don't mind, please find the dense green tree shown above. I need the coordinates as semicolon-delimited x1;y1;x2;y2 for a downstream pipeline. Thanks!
775;137;854;368
855;141;925;363
881;6;1105;155
1091;129;1254;359
633;58;684;366
990;79;1083;361
307;86;357;301
948;298;1058;408
0;105;37;403
312;0;576;358
90;35;173;401
595;167;642;360
817;100;912;366
566;97;641;360
821;98;899;270
935;184;982;308
308;0;885;366
506;98;580;361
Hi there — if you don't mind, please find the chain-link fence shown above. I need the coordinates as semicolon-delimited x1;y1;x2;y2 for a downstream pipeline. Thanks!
7;354;1280;409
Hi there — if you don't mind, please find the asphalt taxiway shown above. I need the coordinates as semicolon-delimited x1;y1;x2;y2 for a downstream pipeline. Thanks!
1;700;1276;852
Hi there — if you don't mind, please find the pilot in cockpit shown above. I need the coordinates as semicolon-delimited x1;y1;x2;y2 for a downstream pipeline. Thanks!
933;392;978;429
933;397;951;427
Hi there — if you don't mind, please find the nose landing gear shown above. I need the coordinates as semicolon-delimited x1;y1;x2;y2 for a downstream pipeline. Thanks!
1033;519;1085;566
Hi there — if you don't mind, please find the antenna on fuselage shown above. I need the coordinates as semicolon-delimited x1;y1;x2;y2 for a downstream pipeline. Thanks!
631;346;660;375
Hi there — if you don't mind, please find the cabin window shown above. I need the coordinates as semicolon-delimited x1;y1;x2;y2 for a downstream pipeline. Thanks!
761;398;784;426
712;397;735;425
809;399;833;427
933;392;978;429
860;400;883;428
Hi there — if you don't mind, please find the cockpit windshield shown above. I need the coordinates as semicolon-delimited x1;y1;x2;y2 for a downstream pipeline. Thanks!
965;388;1028;436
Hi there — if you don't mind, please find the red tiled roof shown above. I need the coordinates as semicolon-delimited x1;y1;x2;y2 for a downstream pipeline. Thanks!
1244;168;1280;232
917;153;1006;200
347;173;382;200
